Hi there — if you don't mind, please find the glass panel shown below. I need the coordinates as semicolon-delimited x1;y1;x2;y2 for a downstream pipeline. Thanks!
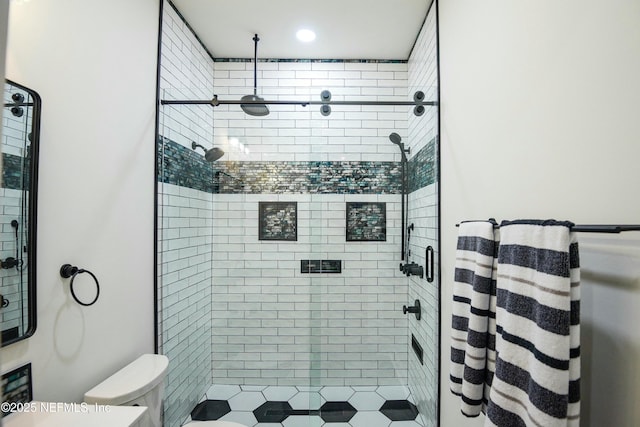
158;87;216;427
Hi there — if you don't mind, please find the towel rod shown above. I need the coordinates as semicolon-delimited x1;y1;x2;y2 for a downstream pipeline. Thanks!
570;225;640;233
455;222;640;233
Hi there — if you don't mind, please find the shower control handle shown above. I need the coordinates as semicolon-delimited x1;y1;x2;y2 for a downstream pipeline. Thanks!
403;299;421;320
401;262;424;279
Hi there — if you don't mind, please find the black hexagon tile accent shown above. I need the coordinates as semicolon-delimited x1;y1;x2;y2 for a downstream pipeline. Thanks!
253;401;293;423
191;399;231;421
319;402;357;423
380;400;419;421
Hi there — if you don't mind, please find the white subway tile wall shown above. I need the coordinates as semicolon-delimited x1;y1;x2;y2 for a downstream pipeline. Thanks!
406;6;439;427
158;2;214;427
211;193;409;386
212;61;410;163
158;182;214;427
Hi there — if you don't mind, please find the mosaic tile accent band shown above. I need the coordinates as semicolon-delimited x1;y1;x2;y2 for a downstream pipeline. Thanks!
216;161;402;195
158;136;216;193
158;137;437;196
213;58;408;64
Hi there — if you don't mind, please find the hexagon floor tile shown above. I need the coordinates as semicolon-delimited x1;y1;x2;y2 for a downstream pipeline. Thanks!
348;391;386;411
254;401;293;423
206;384;241;400
319;402;357;423
190;400;231;421
376;386;410;401
289;391;325;410
282;415;321;427
349;411;392;427
379;401;419;421
219;410;259;426
263;386;299;402
228;391;267;411
320;387;356;401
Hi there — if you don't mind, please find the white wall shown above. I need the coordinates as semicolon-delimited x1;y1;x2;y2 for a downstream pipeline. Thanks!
439;1;640;426
1;0;158;402
0;1;7;91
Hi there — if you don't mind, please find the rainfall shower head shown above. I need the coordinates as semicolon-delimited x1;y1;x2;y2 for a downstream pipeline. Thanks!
192;142;225;162
240;94;269;117
241;34;269;117
204;147;225;162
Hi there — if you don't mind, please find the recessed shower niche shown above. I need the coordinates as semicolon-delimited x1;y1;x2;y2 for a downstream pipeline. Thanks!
156;3;440;426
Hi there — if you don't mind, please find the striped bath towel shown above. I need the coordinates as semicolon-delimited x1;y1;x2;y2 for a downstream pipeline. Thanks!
450;220;499;416
486;220;580;427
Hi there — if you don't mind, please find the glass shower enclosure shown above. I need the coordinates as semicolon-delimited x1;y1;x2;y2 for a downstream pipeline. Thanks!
157;78;439;427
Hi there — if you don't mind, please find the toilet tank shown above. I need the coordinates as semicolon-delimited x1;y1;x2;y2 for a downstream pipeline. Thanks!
84;354;169;427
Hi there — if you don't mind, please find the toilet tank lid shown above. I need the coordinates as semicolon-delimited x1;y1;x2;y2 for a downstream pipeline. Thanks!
84;354;169;406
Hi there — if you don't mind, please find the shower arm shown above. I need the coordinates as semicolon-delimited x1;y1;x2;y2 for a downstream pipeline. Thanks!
252;34;259;96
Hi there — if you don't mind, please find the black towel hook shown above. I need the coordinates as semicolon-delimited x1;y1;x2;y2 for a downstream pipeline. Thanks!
60;264;100;306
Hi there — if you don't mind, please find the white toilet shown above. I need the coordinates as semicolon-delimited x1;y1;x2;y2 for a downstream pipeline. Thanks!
84;353;169;427
84;353;247;427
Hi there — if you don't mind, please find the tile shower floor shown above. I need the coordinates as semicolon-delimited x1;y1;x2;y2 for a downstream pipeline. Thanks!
185;385;425;427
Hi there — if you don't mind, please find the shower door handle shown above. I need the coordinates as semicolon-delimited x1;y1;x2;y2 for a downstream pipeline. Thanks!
426;246;434;283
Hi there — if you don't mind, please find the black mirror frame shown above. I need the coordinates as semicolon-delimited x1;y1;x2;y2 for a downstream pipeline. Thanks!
2;79;40;347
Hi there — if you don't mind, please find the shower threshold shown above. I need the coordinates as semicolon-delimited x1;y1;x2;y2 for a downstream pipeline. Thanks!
185;384;425;427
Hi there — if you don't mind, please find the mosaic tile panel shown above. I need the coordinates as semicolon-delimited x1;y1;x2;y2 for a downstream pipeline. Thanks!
258;202;297;241
346;202;386;241
407;137;437;193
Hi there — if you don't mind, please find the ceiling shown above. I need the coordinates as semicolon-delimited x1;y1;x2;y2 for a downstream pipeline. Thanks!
171;0;433;60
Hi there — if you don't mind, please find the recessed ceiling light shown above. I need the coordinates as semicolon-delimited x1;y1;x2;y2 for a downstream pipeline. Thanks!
296;29;316;42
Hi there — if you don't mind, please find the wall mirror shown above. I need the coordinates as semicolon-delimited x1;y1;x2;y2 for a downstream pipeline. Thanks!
0;79;39;346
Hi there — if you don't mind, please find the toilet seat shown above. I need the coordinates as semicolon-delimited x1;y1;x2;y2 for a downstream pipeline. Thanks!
183;422;248;427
